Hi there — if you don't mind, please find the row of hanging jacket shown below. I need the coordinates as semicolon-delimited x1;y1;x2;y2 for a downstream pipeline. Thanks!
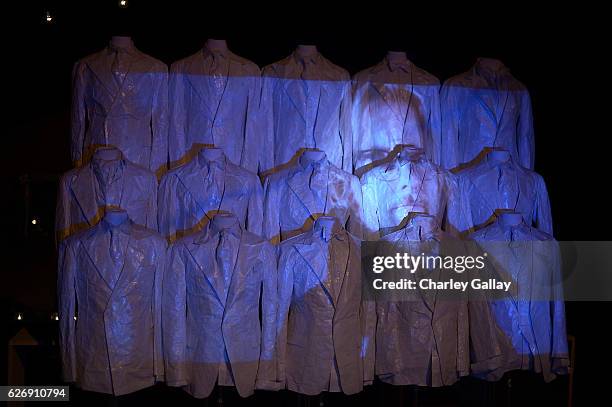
57;209;568;397
70;36;535;178
56;144;552;244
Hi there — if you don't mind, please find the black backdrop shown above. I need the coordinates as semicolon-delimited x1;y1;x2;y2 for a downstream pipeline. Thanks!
2;1;610;406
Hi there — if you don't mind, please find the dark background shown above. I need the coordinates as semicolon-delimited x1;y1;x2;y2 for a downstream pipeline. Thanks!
2;1;609;405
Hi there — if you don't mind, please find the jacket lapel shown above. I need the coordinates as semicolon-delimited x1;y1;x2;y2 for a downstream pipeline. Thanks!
85;50;119;97
71;165;103;226
224;232;246;310
283;79;307;124
177;160;219;219
106;232;135;300
287;166;327;218
80;234;113;293
186;238;225;307
295;241;335;307
183;54;215;118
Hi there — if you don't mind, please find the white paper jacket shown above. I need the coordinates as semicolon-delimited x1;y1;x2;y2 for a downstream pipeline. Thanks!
162;215;279;398
360;147;465;241
56;147;158;242
276;219;367;395
374;214;506;385
260;46;353;173
262;152;363;243
71;37;169;177
454;150;552;234
158;149;263;242
440;58;534;169
351;54;441;171
57;212;166;395
469;213;569;382
168;42;263;172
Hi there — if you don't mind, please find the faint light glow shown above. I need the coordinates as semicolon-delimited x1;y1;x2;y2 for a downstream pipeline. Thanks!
31;219;37;225
45;11;53;23
51;312;59;321
16;313;23;321
73;316;77;321
119;0;128;8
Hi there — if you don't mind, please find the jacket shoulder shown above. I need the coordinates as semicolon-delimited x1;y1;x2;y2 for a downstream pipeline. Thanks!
228;52;261;74
411;65;440;86
169;51;201;73
261;55;293;77
320;56;350;80
442;70;476;89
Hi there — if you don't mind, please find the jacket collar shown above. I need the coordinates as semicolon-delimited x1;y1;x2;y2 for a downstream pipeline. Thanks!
186;217;245;307
287;157;331;217
86;42;153;98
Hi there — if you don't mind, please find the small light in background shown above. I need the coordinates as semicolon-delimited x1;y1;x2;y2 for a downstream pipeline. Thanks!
31;218;38;225
45;11;53;23
73;316;77;321
119;0;128;8
51;312;59;321
16;312;24;321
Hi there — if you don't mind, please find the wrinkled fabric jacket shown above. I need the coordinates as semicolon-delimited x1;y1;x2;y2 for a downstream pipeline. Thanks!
277;220;366;395
351;57;441;170
374;215;508;385
375;215;467;386
440;58;534;169
470;218;569;382
260;49;352;173
263;155;363;242
360;148;465;240
58;218;166;395
56;148;158;242
158;151;263;241
71;38;168;176
455;152;552;234
169;47;263;171
162;218;278;398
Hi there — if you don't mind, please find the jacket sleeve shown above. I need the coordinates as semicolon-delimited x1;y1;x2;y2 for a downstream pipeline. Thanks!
168;64;188;166
70;61;87;166
428;83;443;166
550;239;570;374
151;66;169;178
257;73;275;174
243;73;264;173
517;90;535;170
533;174;553;235
440;83;461;170
58;239;77;382
153;237;167;381
157;174;176;239
340;80;353;173
262;176;281;244
55;173;72;244
146;174;159;231
246;174;264;236
162;243;188;386
256;243;282;390
347;175;364;239
275;244;294;387
359;239;376;384
360;173;380;241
